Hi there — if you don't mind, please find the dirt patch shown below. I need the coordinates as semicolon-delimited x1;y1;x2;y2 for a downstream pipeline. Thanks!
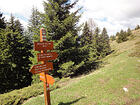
128;78;140;83
98;78;110;84
123;97;140;105
58;75;85;88
123;78;140;92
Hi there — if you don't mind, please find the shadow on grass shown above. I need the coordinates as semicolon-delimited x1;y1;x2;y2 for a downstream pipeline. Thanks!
58;97;85;105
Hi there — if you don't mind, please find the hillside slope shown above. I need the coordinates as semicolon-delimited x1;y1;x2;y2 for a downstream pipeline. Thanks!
24;30;140;105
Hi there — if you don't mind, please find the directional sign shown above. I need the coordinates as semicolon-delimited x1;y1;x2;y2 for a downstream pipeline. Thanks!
37;52;58;62
30;62;53;74
34;41;53;51
40;73;55;85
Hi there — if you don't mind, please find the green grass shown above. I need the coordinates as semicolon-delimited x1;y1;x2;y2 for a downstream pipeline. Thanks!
23;32;140;105
1;29;140;105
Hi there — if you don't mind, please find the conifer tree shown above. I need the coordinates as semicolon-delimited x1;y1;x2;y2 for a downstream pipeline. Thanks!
28;7;41;77
135;25;140;30
0;16;32;93
93;27;100;51
79;21;97;71
116;29;128;43
29;0;85;77
0;12;6;29
89;27;100;60
110;35;116;41
100;27;111;57
7;14;24;34
116;32;120;36
80;21;92;46
126;28;132;36
28;7;41;41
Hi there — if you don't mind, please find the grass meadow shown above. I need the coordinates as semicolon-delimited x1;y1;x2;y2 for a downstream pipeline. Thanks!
23;31;140;105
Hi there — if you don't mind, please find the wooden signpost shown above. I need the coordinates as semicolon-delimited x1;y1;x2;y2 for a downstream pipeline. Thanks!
30;28;58;105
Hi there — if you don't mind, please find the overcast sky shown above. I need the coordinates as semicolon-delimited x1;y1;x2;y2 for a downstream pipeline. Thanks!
0;0;140;35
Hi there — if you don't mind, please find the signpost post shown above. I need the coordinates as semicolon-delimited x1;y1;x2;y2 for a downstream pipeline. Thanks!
30;28;58;105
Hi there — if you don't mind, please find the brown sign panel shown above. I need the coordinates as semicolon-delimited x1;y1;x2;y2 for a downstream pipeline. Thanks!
37;52;58;62
30;62;53;74
34;41;53;51
40;73;55;85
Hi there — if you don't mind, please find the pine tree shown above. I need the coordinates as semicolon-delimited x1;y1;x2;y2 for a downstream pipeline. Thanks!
28;0;85;77
90;27;100;60
7;14;24;34
78;21;98;72
80;21;92;46
110;35;116;41
116;29;128;43
26;7;43;67
93;27;100;52
135;25;140;30
100;28;111;57
89;27;111;60
116;32;120;36
0;16;33;93
126;28;132;36
0;12;6;29
28;7;46;83
7;14;15;31
28;7;41;41
41;0;80;41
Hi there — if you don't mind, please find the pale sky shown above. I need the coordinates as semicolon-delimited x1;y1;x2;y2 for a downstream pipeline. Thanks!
0;0;140;35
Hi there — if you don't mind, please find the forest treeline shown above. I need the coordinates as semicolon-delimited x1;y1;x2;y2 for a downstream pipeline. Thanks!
1;0;138;94
110;25;140;42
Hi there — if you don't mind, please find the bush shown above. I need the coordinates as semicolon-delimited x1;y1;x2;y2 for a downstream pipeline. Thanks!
31;74;41;84
0;82;59;105
58;61;74;77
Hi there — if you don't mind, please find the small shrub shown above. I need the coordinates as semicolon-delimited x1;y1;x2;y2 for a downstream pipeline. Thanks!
0;82;59;105
58;61;74;77
31;74;41;84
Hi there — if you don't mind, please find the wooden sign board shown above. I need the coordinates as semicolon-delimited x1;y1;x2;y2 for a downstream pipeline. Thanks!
34;41;53;51
30;62;53;74
37;52;58;62
40;73;55;85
